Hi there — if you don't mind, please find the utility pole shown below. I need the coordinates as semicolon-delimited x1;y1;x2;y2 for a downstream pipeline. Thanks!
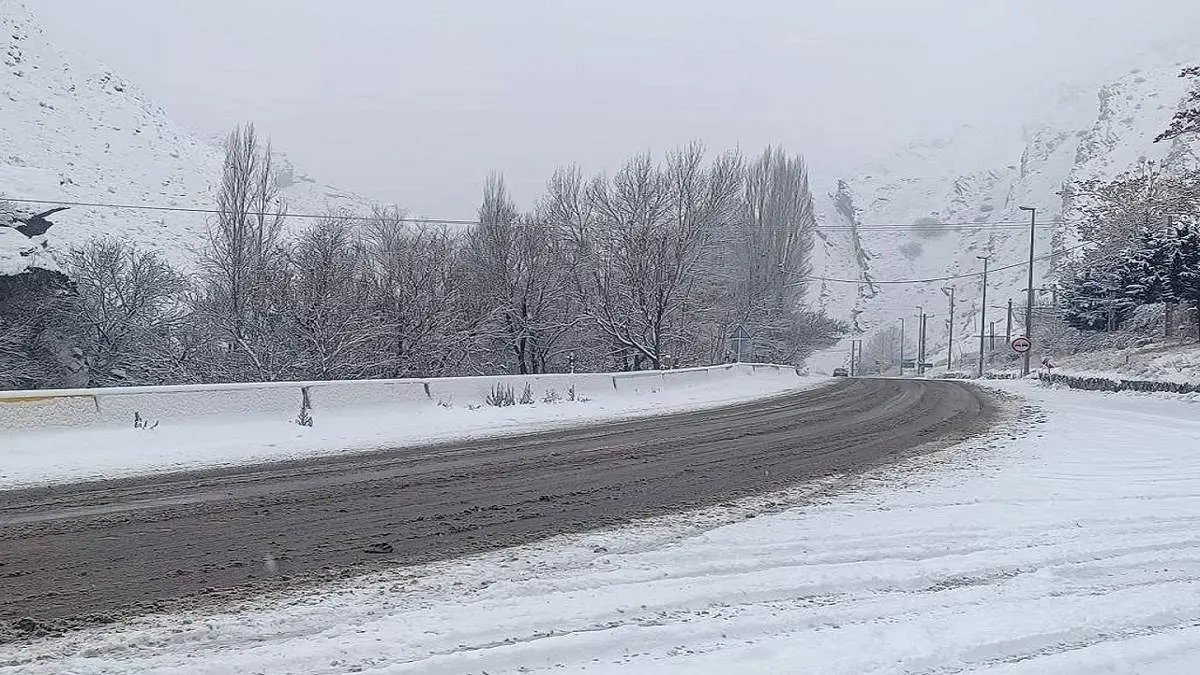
942;287;955;371
898;318;905;376
1006;299;1013;345
977;254;991;378
1019;206;1037;376
921;313;931;375
914;306;925;376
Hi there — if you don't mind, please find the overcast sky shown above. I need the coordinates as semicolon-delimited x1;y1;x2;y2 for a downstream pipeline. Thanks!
31;1;1200;217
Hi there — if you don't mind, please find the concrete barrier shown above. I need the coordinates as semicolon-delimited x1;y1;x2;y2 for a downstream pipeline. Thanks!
0;390;99;430
0;363;802;432
96;382;302;426
305;380;430;411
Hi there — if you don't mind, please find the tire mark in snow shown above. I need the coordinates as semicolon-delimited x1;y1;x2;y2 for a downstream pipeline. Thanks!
0;378;998;635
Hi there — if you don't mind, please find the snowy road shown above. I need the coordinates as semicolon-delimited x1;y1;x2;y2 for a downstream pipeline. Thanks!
4;382;1200;673
0;378;994;635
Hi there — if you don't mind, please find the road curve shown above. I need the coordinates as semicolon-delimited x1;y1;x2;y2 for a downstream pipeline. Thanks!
0;378;999;632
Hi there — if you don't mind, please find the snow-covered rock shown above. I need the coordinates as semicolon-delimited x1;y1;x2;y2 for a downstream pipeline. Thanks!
0;0;374;278
810;65;1200;369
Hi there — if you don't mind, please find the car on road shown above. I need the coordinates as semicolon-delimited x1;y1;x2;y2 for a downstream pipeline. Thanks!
832;367;849;377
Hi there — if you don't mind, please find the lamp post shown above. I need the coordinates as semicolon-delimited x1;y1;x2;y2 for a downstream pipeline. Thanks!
976;254;991;378
941;286;955;371
914;306;924;376
1018;206;1037;376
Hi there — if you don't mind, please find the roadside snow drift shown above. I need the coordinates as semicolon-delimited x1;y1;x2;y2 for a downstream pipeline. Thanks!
5;381;1200;673
0;364;819;488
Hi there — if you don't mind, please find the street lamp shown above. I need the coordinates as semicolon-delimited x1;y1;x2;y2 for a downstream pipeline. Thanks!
1018;206;1037;376
941;286;955;371
976;254;992;378
914;306;924;376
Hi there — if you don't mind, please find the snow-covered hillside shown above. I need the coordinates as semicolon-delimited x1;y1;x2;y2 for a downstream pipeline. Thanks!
810;65;1200;371
0;0;372;276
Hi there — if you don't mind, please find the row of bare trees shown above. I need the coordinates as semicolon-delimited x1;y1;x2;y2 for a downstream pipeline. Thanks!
0;126;843;389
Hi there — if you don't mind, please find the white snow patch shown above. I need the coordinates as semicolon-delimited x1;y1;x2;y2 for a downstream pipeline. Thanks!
1046;341;1200;385
6;382;1200;673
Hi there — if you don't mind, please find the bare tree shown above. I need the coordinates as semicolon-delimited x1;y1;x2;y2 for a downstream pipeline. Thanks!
538;165;612;371
363;208;470;377
464;173;579;374
859;325;905;375
722;147;822;363
288;218;384;380
64;238;192;386
195;123;294;381
0;313;39;388
583;144;743;369
0;269;75;390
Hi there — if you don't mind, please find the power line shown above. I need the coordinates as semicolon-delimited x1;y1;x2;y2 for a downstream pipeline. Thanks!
795;242;1093;285
3;196;477;226
827;224;1031;231
3;196;1070;231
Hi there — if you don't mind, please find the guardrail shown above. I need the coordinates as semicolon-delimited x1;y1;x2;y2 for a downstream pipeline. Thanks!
0;363;801;431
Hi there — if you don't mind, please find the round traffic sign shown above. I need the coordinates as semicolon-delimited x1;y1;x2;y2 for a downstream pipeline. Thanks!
1011;336;1032;353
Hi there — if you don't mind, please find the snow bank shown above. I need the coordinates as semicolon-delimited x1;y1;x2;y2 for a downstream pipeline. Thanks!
0;364;818;488
8;382;1200;673
1043;341;1200;386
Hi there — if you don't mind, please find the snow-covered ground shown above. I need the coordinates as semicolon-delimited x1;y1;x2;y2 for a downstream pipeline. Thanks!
1045;340;1200;385
5;381;1200;673
0;373;824;489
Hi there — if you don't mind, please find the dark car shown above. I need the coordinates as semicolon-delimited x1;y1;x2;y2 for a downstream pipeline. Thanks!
832;367;849;377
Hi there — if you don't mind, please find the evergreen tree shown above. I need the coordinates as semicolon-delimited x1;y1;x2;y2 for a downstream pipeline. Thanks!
1121;225;1176;305
1166;221;1200;338
1062;269;1134;331
1155;66;1200;142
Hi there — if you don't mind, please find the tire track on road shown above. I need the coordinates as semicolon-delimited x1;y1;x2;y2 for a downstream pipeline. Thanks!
0;378;998;632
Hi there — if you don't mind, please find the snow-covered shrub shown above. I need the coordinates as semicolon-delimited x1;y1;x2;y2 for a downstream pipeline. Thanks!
486;383;516;407
911;216;948;239
898;241;923;260
295;387;313;427
132;411;159;430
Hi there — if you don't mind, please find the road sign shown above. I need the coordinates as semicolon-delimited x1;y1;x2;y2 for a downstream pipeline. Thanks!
1011;336;1032;353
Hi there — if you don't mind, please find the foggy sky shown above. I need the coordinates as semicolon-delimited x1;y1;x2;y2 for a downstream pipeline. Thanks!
31;0;1200;218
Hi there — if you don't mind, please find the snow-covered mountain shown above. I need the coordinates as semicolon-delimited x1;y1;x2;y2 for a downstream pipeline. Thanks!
0;0;372;276
808;64;1200;371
